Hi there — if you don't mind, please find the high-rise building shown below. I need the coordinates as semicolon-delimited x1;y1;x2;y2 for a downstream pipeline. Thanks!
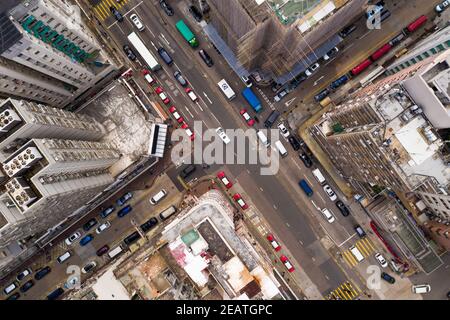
204;0;367;84
310;49;450;220
0;98;104;160
0;0;118;107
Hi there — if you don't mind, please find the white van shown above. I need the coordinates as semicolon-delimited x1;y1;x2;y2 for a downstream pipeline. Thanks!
3;282;17;295
159;205;177;220
312;168;326;185
412;284;431;294
108;245;124;259
217;79;236;100
349;245;364;262
257;130;270;147
321;208;335;223
57;251;72;264
274;140;288;157
150;189;167;205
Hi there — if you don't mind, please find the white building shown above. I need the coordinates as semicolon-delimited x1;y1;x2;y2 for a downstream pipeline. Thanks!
0;0;118;107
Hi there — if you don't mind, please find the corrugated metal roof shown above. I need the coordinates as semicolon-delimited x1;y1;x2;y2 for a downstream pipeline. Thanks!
0;12;22;55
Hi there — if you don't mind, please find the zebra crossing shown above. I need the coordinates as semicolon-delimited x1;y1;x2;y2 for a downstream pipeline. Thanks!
342;237;377;268
92;0;130;22
325;281;360;300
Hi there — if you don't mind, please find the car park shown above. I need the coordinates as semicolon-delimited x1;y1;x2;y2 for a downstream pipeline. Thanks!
110;6;123;22
436;0;449;13
130;13;145;31
323;47;339;61
159;0;174;16
140;217;158;232
96;221;111;234
180;164;196;179
280;255;295;272
288;136;301;151
321;208;336;223
19;280;34;293
335;200;350;217
174;70;188;87
100;205;115;218
217;171;233;189
277;122;290;138
155;86;170;104
168;106;184;123
65;231;81;246
117;205;132;218
96;245;110;257
305;63;320;77
185;88;199;102
323;184;337;201
82;261;97;274
240;109;255;126
339;24;356;38
299;153;313;168
79;234;94;246
117;192;133;206
375;253;388;268
314;88;330;102
181;123;195;140
266;234;281;252
142;69;155;85
34;266;51;280
198;49;213;67
412;284;431;294
355;225;366;238
189;5;203;22
216;127;231;144
83;218;98;232
381;272;395;284
122;45;136;61
16;268;32;282
233;193;249;210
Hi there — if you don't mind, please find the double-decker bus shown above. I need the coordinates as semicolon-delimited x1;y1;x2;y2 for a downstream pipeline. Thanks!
175;20;199;47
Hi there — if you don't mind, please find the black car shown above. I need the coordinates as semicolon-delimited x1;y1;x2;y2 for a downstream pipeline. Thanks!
123;45;136;61
110;6;124;22
335;200;350;217
19;280;34;293
6;292;20;300
174;70;188;87
141;217;158;232
339;24;356;38
180;164;196;179
314;88;330;102
100;205;115;218
34;266;51;280
123;231;141;246
160;0;174;16
189;5;203;22
96;245;110;257
83;218;98;232
198;49;213;67
299;153;313;168
158;47;173;65
355;225;366;238
47;287;64;300
288;136;301;151
381;272;395;284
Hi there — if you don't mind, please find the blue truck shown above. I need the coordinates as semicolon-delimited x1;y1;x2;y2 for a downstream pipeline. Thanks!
299;179;313;197
242;88;262;113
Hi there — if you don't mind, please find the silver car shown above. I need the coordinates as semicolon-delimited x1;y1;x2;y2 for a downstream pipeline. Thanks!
130;14;145;31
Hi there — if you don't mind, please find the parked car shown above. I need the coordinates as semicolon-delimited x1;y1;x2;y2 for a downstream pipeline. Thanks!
233;193;249;210
100;205;115;219
181;123;195;141
189;5;203;22
241;75;252;87
274;89;288;102
117;192;133;206
155;86;170;104
217;171;233;189
95;221;111;234
381;272;395;284
330;74;349;90
19;280;34;293
375;252;388;268
335;200;350;217
174;70;188;87
6;292;20;300
110;6;123;22
299;153;313;168
277;122;290;138
323;184;337;201
240;109;255;126
339;24;357;38
65;231;81;246
412;284;431;294
34;266;51;280
436;0;450;13
159;0;174;16
266;234;281;252
288;136;301;151
323;47;339;61
180;164;196;179
117;205;132;218
96;245;110;257
280;255;295;272
122;45;136;61
81;261;97;274
82;218;98;232
130;13;144;31
305;63;320;77
79;234;94;246
140;217;158;232
168;106;184;123
314;88;330;102
16;268;32;282
216;127;231;144
185;88;199;102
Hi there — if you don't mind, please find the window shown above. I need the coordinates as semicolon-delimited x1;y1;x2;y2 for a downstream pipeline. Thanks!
417;55;423;61
423;51;430;57
437;44;445;52
430;48;437;54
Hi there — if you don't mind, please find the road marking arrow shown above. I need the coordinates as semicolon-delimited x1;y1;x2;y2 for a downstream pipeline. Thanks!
285;97;296;107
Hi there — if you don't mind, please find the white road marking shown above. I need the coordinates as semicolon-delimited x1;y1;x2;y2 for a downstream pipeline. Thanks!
298;240;303;246
273;204;278;210
311;200;320;211
136;59;142;66
341;42;355;54
203;92;213;104
311;256;316;262
293;161;303;172
184;106;194;118
313;75;325;86
150;41;157;50
160;33;170;46
246;169;251;174
337;233;357;247
209;111;221;126
195;101;204;112
359;30;372;39
317;193;325;203
284;97;296;107
286;223;290;228
324;275;330;280
304;176;314;186
259;187;264;192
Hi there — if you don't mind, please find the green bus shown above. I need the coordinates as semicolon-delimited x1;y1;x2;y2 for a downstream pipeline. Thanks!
175;20;199;48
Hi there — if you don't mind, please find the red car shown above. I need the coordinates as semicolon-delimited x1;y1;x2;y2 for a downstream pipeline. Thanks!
181;123;195;141
185;87;198;102
280;255;295;272
168;106;184;123
155;86;170;104
232;193;249;210
239;109;255;126
266;234;281;252
217;171;233;189
142;69;155;85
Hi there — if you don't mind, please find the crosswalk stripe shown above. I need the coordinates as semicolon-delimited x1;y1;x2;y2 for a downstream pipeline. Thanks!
338;287;351;300
343;282;357;298
364;238;376;251
96;4;108;20
356;241;371;257
93;7;105;21
342;250;358;267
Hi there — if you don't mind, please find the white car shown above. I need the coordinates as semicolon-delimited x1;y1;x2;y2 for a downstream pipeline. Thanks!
374;252;388;268
65;231;81;246
95;221;111;234
130;14;145;31
241;75;252;87
185;88;198;102
216;127;231;144
277;122;290;138
436;0;449;13
64;276;80;290
412;284;431;294
144;73;155;85
305;63;320;77
321;208;335;223
323;184;337;201
274;89;288;102
323;47;339;61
